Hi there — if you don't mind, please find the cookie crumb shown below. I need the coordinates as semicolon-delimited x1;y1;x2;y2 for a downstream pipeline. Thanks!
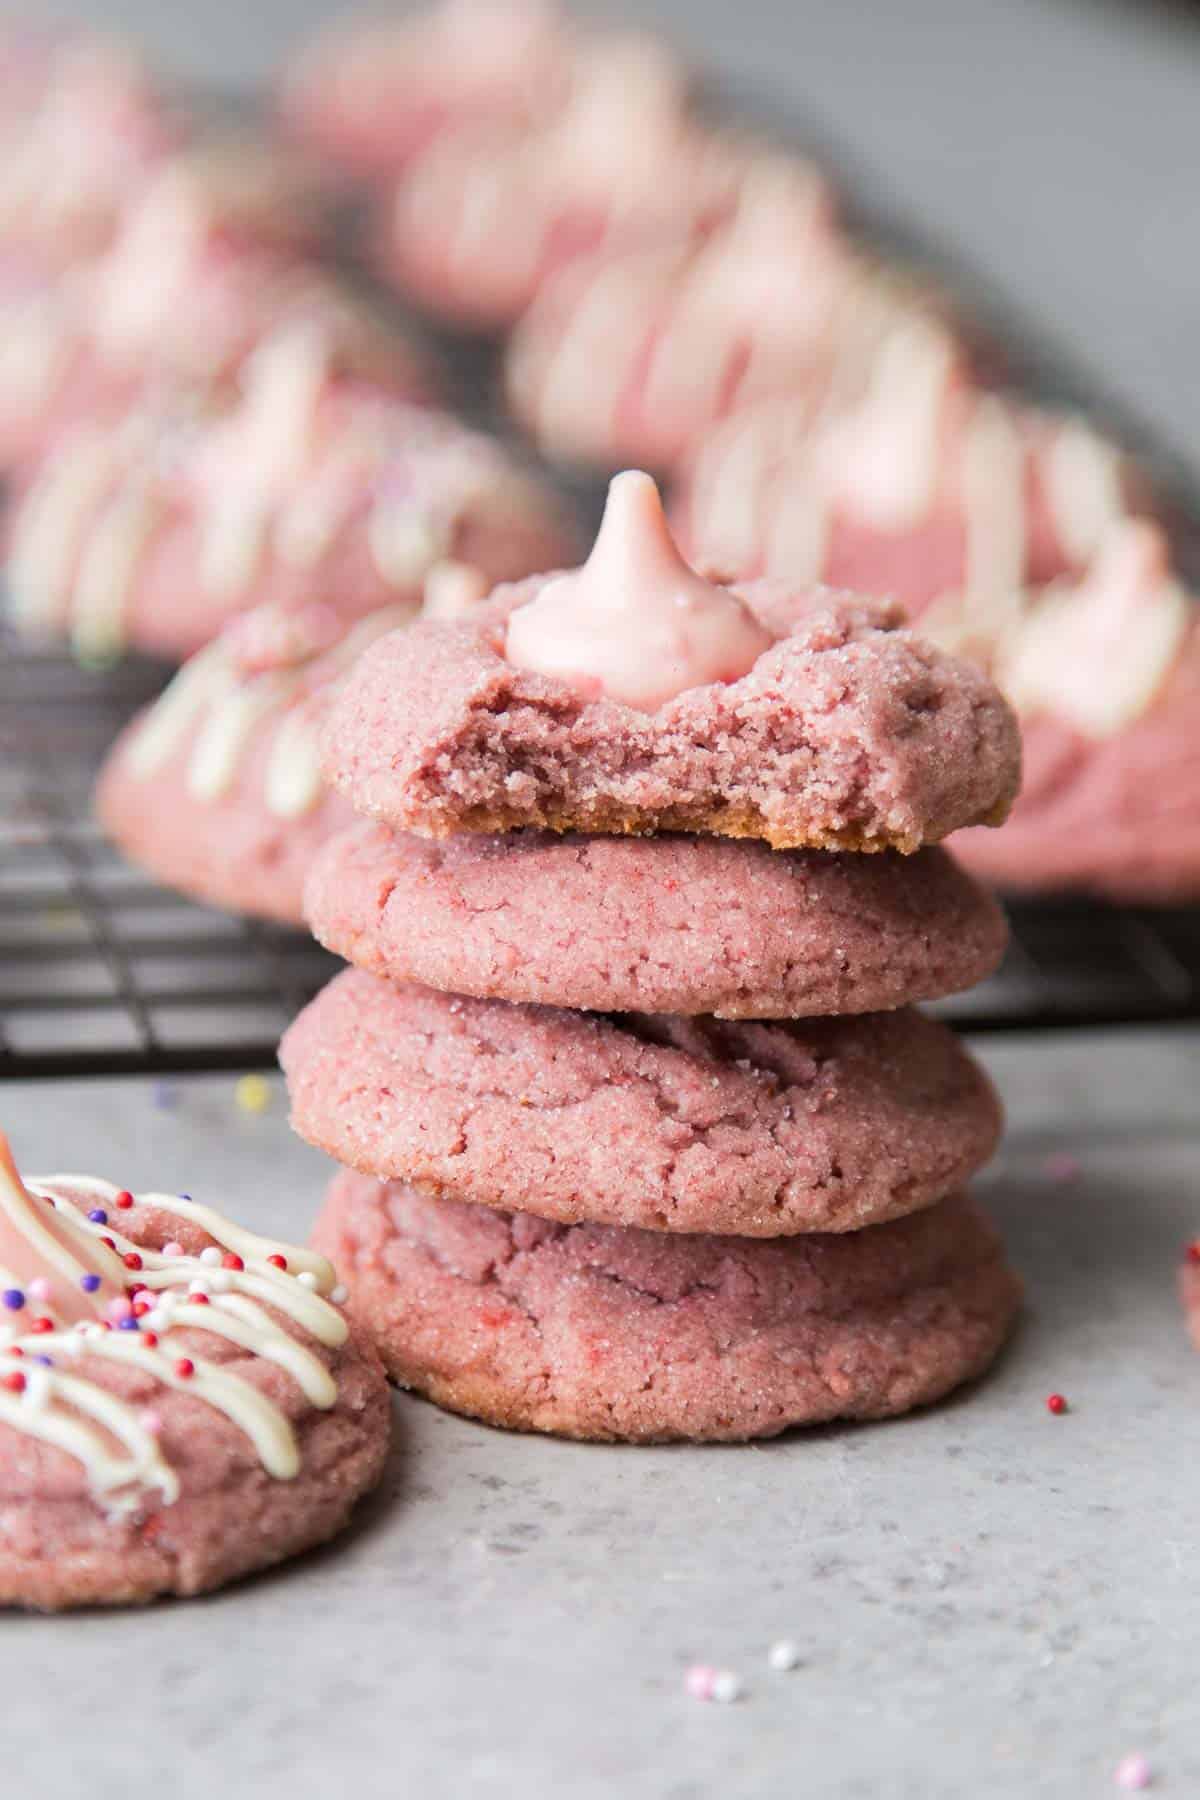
767;1639;801;1671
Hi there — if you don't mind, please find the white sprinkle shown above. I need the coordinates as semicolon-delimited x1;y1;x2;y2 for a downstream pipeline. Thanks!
188;1279;210;1297
200;1247;223;1267
297;1271;319;1290
710;1670;743;1704
331;1284;348;1305
767;1640;801;1672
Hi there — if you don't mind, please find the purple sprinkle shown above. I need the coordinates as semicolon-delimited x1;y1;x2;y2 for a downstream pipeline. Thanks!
116;1316;140;1331
2;1289;25;1312
178;1194;192;1203
87;1209;108;1225
79;1273;101;1294
33;1355;52;1367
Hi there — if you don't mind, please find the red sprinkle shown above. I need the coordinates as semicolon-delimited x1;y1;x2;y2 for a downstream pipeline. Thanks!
114;1190;134;1210
2;1370;26;1393
1046;1393;1068;1415
190;1294;210;1307
29;1317;54;1334
100;1236;116;1251
1185;1242;1200;1266
174;1358;195;1379
141;1331;158;1348
221;1252;245;1271
123;1252;143;1272
267;1254;288;1271
8;1347;24;1359
132;1301;152;1318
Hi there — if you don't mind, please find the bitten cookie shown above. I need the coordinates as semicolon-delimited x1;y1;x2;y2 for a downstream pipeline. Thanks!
0;1135;390;1610
312;1172;1020;1442
6;335;574;661
280;969;1002;1236
941;522;1200;901
322;473;1020;853
305;821;1007;1018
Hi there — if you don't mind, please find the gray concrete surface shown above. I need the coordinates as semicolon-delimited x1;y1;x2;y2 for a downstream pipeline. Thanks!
23;0;1200;479
4;1032;1200;1798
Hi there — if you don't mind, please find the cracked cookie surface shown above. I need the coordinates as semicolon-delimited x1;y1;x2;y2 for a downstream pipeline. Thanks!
321;584;1020;853
280;969;1002;1235
312;1172;1020;1441
305;821;1007;1017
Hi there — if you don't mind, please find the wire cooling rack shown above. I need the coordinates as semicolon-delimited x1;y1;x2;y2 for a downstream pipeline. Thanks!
2;610;1199;1077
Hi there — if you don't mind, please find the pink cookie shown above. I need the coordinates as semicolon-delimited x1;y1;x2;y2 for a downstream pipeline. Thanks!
942;523;1200;901
374;70;747;330
0;29;180;268
280;0;684;182
312;1173;1020;1442
0;1139;389;1610
0;149;428;475
94;601;438;925
322;573;1019;853
280;970;1002;1236
676;334;1146;616
305;821;1007;1017
505;167;964;472
1181;1248;1200;1351
6;347;574;662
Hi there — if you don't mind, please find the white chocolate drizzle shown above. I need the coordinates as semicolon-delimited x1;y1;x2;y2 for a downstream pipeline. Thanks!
0;1135;349;1515
125;604;416;817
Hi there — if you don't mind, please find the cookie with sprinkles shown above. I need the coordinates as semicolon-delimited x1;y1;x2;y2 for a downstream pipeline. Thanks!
4;326;575;662
0;1133;390;1610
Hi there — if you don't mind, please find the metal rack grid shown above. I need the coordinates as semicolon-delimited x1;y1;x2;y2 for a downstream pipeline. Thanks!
2;612;1199;1078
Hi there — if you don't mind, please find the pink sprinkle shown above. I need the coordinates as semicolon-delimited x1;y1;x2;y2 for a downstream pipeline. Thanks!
105;1297;133;1323
1114;1753;1152;1790
27;1278;51;1302
162;1242;184;1259
140;1410;163;1436
684;1665;717;1701
1043;1153;1082;1184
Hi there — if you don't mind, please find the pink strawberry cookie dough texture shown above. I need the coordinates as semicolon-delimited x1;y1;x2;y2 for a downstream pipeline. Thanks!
5;334;574;661
280;969;1002;1236
312;1173;1020;1442
305;821;1007;1018
943;522;1200;900
322;471;1021;852
95;602;422;925
0;1135;389;1610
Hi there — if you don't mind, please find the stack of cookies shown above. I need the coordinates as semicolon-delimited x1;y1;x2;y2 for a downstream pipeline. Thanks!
281;472;1024;1443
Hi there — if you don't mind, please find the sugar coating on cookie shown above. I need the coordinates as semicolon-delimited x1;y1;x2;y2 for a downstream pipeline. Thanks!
678;329;1142;614
0;1134;389;1610
322;472;1020;853
6;342;574;661
281;970;1002;1236
96;601;424;924
312;1173;1020;1442
942;523;1200;899
305;821;1007;1018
